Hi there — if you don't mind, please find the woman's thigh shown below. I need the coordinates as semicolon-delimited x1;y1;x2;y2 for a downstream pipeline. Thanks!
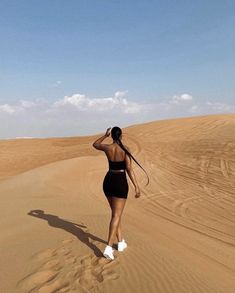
106;196;127;216
106;196;112;209
111;196;127;217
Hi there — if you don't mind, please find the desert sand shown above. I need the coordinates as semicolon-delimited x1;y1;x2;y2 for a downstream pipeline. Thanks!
0;113;235;293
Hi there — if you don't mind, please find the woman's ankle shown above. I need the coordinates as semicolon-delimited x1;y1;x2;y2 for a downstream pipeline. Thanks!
118;238;124;243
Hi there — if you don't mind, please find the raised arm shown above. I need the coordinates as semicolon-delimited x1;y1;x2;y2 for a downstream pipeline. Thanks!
125;148;141;198
92;128;111;151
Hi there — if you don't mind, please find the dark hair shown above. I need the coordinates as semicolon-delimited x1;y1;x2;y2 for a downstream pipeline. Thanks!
111;126;149;186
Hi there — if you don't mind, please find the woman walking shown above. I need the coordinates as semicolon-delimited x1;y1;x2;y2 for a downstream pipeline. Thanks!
92;126;149;260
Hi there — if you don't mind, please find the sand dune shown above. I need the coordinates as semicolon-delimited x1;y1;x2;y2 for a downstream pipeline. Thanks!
0;113;235;293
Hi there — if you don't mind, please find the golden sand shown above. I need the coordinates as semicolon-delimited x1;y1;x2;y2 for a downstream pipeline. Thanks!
0;113;234;292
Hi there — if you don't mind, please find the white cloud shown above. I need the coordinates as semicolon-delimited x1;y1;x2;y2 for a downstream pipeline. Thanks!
53;93;86;108
0;99;38;114
0;103;21;114
206;101;231;111
114;90;128;98
169;93;193;104
0;104;16;114
187;100;234;115
15;136;34;139
52;91;141;113
51;80;62;87
189;105;199;113
0;91;234;139
19;100;36;108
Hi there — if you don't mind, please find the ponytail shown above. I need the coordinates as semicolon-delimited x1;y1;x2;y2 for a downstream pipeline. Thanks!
116;138;150;186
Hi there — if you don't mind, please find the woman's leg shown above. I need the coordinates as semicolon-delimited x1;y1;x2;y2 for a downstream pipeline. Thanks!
106;196;123;242
107;196;126;246
116;218;122;242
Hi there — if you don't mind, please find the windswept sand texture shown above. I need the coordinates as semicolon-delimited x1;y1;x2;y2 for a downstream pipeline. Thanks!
0;114;235;293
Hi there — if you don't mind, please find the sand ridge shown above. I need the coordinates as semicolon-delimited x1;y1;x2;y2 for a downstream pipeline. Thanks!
0;113;235;292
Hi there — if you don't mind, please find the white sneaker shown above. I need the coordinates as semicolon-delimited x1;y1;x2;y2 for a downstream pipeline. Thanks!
103;245;115;260
117;239;127;252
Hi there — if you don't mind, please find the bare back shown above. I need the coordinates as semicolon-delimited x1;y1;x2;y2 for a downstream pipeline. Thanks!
105;142;126;161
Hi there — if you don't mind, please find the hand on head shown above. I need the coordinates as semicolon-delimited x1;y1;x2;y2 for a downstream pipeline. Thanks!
105;127;111;137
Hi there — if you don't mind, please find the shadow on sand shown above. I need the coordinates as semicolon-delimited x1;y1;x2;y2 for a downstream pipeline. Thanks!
28;209;107;257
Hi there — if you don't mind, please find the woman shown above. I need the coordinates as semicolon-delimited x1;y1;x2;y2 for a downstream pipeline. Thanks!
92;126;149;260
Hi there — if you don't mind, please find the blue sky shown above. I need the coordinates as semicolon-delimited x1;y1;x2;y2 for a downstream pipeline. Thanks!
0;0;234;138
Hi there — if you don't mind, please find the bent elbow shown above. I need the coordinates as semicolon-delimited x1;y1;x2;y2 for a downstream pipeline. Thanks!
93;143;101;150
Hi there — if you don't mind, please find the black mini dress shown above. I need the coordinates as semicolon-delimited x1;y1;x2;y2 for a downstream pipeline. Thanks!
103;159;129;199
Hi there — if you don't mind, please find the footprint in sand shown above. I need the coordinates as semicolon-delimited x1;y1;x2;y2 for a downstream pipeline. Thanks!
17;236;120;292
17;270;59;292
76;254;119;291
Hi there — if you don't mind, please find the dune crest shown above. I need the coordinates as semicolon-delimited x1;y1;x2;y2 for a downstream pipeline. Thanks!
0;114;235;293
